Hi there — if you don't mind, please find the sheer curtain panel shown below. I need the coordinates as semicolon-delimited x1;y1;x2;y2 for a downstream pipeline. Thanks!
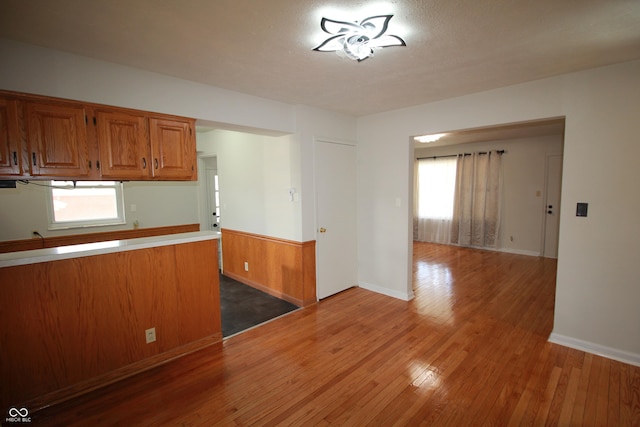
451;151;503;248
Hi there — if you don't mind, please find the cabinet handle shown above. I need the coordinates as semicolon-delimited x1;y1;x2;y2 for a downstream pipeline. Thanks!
13;151;17;165
142;158;147;169
89;160;92;169
32;152;36;166
154;158;158;169
96;160;100;170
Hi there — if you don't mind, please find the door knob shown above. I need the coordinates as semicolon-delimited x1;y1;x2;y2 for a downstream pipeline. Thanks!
319;227;327;233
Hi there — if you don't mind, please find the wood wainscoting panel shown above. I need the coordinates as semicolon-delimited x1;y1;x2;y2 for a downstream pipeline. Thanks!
301;241;316;306
0;238;221;410
0;223;200;254
174;240;221;344
221;229;316;307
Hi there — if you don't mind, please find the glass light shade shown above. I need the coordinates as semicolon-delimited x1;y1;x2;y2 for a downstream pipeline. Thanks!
313;15;406;62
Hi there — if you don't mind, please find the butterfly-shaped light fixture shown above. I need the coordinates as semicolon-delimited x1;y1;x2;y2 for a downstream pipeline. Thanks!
313;15;406;61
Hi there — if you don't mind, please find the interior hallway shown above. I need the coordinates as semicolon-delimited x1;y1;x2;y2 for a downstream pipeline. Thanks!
33;242;640;425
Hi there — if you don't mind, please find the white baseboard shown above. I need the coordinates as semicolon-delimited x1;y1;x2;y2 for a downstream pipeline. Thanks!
358;281;414;301
498;247;541;257
549;332;640;367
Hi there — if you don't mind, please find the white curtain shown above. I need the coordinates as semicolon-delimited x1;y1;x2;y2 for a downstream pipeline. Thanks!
451;151;503;248
413;156;457;243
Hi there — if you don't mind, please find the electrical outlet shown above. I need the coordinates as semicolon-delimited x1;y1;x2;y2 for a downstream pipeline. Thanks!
145;327;156;344
244;261;249;272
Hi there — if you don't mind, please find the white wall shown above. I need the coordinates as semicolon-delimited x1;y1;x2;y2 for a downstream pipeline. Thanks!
0;181;198;241
197;129;301;241
358;59;640;364
0;37;299;241
0;38;296;135
294;105;358;242
414;134;564;256
0;39;357;245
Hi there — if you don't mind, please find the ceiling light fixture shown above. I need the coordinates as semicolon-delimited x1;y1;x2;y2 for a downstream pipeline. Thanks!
415;133;448;143
313;15;406;61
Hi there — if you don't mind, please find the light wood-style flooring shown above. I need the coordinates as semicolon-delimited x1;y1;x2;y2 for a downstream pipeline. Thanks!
34;242;640;425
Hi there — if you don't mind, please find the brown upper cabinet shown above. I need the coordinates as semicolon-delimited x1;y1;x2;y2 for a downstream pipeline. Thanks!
95;109;149;179
0;90;197;181
0;97;23;176
149;117;196;180
26;100;94;178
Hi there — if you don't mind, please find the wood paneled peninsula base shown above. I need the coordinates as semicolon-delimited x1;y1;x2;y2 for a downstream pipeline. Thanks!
0;231;222;411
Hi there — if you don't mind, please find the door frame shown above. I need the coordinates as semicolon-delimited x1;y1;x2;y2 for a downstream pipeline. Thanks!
197;153;223;269
313;137;358;300
540;153;563;258
197;154;218;232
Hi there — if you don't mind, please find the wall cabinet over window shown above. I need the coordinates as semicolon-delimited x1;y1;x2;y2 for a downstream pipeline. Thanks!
0;90;197;181
26;100;94;178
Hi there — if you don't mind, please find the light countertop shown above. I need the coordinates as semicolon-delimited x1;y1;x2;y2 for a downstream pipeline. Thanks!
0;231;221;268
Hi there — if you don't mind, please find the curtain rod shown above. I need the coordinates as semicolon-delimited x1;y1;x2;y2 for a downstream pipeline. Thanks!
417;150;504;160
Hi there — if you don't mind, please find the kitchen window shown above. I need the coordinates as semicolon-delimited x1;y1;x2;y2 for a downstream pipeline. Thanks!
47;181;125;229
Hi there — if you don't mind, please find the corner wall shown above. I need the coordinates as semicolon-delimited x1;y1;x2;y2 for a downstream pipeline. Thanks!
357;60;640;364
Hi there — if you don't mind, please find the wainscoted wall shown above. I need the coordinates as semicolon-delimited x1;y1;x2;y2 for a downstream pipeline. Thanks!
221;229;316;307
0;238;221;410
0;223;199;253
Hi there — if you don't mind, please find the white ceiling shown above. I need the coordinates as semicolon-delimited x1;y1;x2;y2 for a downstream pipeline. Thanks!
1;0;640;119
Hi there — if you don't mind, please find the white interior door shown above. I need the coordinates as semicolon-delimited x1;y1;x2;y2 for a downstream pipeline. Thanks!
315;140;358;299
543;154;563;258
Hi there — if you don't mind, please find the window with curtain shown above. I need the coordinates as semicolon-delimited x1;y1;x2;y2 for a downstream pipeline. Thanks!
414;150;503;248
413;156;457;243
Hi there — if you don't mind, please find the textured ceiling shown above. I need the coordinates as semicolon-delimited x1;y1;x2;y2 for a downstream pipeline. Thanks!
1;0;640;117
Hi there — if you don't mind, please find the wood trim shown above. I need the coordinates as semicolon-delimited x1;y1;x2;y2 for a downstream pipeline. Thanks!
0;223;200;253
221;229;317;307
222;228;309;246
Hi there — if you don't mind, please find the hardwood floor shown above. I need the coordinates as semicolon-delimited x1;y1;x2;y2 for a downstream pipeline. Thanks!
32;242;640;425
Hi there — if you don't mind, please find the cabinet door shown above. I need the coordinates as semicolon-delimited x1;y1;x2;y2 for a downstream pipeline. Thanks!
149;117;196;180
0;97;23;176
26;101;91;178
95;109;150;179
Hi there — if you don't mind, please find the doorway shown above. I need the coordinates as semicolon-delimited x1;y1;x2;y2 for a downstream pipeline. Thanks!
200;155;223;269
542;154;563;258
203;156;220;232
411;118;565;257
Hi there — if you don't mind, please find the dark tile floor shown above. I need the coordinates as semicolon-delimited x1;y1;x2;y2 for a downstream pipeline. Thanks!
219;274;299;337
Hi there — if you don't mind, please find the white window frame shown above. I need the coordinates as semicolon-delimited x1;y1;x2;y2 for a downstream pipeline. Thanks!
46;181;126;230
